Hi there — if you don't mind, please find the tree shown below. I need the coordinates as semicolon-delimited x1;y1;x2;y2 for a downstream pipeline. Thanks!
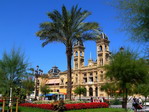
22;77;34;100
36;5;99;100
104;48;148;109
74;86;86;100
114;0;149;43
0;48;28;97
40;85;51;100
100;82;120;100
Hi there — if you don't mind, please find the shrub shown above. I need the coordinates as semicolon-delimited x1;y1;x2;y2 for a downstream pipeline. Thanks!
33;100;53;104
110;99;122;105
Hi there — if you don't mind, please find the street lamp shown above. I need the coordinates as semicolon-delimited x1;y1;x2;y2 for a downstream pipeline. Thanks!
34;65;43;100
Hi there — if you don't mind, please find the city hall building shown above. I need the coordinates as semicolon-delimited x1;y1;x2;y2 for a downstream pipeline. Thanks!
36;33;110;99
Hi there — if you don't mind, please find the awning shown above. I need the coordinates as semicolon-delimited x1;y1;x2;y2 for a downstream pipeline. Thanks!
45;93;55;97
46;79;60;84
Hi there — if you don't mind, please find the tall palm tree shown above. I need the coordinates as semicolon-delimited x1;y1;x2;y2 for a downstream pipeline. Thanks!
36;5;99;100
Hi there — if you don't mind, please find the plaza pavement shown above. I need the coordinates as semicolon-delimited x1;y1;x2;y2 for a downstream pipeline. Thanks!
110;102;149;112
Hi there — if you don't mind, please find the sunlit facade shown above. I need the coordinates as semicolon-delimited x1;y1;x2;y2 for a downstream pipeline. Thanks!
37;33;110;99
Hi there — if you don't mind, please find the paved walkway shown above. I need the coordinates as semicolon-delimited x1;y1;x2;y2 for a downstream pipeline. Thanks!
110;103;149;112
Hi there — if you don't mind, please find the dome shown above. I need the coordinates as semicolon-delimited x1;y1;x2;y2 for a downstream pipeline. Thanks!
101;32;108;39
48;66;60;75
74;40;84;46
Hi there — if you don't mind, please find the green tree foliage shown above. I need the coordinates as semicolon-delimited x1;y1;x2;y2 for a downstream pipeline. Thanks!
0;48;28;97
114;0;149;43
101;82;121;98
105;48;148;109
40;85;51;97
22;77;34;99
74;86;86;100
36;5;99;100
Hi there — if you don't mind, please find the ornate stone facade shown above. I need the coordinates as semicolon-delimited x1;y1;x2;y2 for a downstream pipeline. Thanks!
37;33;110;98
59;33;110;98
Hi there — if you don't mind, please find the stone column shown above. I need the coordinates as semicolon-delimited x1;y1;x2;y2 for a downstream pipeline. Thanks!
86;86;89;97
87;72;89;83
92;86;96;97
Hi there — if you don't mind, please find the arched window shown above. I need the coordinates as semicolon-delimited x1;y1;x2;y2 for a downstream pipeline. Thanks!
76;51;78;56
80;51;82;56
95;87;98;97
61;78;64;85
89;87;93;96
99;46;102;51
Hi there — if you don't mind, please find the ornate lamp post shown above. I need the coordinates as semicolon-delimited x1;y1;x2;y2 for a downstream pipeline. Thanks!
34;65;43;100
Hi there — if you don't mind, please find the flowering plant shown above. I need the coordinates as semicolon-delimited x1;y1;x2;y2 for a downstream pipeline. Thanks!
19;102;108;111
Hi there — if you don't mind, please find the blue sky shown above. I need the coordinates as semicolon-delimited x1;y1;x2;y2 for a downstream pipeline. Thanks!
0;0;143;73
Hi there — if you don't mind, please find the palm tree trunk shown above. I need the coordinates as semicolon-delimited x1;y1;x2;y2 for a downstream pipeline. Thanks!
66;47;72;100
79;94;81;101
125;88;128;110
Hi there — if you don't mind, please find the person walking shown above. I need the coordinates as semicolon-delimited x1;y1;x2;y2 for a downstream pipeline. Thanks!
132;96;138;112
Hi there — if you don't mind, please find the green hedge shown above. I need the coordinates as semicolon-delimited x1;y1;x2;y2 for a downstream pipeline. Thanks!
110;99;122;105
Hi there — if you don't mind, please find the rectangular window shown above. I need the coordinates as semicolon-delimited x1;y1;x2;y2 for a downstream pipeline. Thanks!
83;78;87;83
89;77;93;82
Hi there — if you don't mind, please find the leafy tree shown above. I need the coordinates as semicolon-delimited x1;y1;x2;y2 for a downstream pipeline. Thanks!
100;82;121;100
40;85;51;98
105;48;148;109
134;61;149;106
74;86;86;100
114;0;149;43
36;5;99;100
22;77;34;100
0;48;28;97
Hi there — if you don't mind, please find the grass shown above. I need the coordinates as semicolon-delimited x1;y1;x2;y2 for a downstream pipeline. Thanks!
67;108;126;112
19;107;53;112
18;107;126;112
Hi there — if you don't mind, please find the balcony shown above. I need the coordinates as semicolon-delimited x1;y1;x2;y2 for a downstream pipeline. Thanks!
87;82;94;84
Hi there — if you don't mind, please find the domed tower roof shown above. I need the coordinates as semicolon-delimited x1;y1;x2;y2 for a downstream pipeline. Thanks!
101;32;108;39
74;40;84;47
48;66;60;77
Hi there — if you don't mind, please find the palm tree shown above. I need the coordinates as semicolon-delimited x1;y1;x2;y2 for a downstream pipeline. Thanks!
36;5;99;100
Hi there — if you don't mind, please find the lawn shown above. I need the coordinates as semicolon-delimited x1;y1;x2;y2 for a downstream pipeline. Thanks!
18;107;126;112
19;107;53;112
67;108;126;112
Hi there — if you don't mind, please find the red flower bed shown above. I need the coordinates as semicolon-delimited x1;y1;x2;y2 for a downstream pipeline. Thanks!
19;102;109;111
65;102;109;110
0;100;3;102
19;103;54;110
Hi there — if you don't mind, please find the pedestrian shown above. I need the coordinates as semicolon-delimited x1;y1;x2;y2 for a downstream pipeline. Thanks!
90;96;93;102
138;97;142;105
132;96;138;112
